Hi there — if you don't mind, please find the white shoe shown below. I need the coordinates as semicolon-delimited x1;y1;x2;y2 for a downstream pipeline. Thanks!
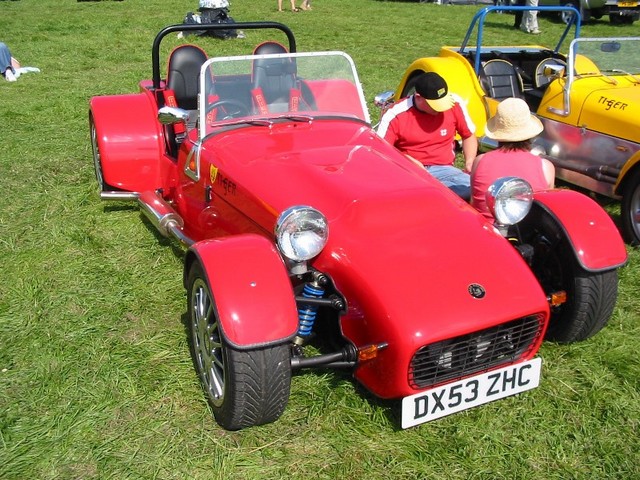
520;25;541;34
17;66;40;74
4;69;16;82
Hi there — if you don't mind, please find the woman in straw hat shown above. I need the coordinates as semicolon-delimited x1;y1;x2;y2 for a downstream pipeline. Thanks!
470;97;555;219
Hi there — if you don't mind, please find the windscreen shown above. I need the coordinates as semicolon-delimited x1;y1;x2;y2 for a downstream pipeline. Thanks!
198;51;370;136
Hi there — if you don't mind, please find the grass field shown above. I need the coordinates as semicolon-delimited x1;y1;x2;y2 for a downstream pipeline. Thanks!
1;1;639;479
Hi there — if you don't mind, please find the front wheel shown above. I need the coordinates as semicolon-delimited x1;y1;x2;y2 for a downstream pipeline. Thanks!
561;1;589;24
522;207;619;343
186;262;291;430
621;169;640;246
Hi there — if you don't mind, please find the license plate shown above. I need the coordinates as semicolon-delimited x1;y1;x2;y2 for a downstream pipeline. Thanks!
618;1;636;6
401;357;542;429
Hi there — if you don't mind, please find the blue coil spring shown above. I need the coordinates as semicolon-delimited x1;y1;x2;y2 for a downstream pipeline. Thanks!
297;283;325;337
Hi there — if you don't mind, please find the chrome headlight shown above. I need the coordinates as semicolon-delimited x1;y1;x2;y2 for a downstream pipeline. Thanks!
486;177;533;225
275;206;328;262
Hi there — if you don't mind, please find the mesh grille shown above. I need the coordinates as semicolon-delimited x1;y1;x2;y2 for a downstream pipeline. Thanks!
409;314;545;389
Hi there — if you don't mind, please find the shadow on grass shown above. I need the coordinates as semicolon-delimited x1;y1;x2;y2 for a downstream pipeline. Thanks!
103;201;190;261
103;203;138;213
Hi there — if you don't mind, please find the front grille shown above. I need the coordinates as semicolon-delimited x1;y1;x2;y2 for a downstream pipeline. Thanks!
409;314;545;389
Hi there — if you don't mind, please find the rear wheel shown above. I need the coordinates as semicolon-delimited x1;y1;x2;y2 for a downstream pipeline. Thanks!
621;169;640;246
89;115;115;191
521;207;619;343
186;261;291;430
590;8;604;19
610;13;634;24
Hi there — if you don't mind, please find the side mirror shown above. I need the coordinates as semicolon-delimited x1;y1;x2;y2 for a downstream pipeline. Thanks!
158;106;190;125
543;64;565;79
600;41;621;53
374;90;395;109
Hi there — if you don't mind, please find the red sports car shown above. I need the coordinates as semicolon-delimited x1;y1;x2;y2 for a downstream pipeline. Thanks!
90;22;627;430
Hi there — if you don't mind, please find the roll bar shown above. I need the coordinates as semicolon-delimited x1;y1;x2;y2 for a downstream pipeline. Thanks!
151;22;297;90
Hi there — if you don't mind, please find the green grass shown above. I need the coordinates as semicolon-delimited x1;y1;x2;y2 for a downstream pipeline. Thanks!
1;1;639;479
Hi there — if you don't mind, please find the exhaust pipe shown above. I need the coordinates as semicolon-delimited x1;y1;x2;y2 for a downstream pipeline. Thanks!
100;191;140;201
137;190;195;247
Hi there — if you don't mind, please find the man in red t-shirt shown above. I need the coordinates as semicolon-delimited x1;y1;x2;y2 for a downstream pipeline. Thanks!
377;72;478;200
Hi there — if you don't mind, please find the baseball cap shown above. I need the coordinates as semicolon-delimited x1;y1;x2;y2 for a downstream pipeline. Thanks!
414;72;455;112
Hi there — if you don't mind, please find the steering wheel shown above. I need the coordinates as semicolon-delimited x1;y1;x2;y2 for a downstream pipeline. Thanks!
206;99;250;121
298;81;318;111
534;59;567;89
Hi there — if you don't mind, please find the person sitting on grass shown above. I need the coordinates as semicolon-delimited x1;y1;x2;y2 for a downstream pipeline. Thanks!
1;41;40;82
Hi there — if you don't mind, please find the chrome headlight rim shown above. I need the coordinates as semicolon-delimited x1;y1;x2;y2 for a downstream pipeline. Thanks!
486;176;534;226
275;206;329;262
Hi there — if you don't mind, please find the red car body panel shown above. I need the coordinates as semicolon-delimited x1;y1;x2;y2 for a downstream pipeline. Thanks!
188;234;299;348
90;91;172;192
315;196;550;398
533;190;629;271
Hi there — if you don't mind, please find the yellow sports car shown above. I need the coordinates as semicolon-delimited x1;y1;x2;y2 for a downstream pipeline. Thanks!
379;5;640;245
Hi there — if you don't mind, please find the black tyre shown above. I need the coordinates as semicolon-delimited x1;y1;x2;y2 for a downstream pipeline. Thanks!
186;261;291;430
609;13;633;24
561;1;589;24
621;169;640;246
89;115;115;191
521;207;619;343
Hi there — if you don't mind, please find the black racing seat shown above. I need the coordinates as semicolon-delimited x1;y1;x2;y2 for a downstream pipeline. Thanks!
251;41;298;113
164;45;208;155
479;59;524;101
166;44;208;111
252;40;289;56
